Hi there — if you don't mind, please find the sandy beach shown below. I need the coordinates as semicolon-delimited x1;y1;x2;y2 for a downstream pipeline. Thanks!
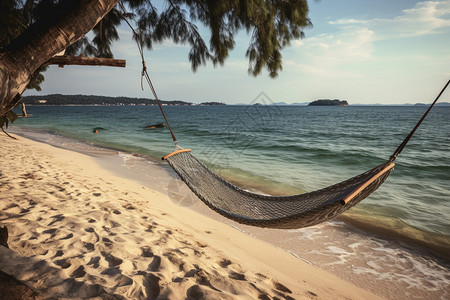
0;134;386;299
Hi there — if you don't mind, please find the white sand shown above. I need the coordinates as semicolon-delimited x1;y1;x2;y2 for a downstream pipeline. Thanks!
0;135;384;299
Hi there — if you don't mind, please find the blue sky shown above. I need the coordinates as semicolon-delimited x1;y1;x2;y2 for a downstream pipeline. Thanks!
25;0;450;104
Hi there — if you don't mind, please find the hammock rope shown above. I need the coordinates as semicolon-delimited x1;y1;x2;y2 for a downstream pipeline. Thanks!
389;80;450;162
120;12;179;146
123;14;449;228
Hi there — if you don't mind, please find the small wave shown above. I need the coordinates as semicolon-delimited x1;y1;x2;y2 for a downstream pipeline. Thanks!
338;212;450;260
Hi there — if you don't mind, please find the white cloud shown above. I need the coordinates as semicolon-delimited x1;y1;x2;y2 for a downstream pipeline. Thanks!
328;18;368;25
153;39;190;50
289;27;375;76
287;1;450;77
330;1;450;40
397;1;450;35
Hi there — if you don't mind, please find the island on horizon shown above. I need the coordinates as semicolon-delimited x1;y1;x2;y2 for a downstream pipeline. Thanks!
21;94;225;106
308;99;349;106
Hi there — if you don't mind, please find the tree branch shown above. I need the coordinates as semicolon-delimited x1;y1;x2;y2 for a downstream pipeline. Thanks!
47;55;126;68
0;0;120;117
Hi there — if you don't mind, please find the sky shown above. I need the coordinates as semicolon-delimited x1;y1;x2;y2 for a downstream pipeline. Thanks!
24;0;450;105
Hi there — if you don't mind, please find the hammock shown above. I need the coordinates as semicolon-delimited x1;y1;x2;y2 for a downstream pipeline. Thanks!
155;82;449;228
155;79;448;229
139;45;449;228
164;149;394;228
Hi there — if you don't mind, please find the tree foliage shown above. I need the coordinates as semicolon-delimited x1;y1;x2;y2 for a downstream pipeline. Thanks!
2;0;311;86
0;0;49;91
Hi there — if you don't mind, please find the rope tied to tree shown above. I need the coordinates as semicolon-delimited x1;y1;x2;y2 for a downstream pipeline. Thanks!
140;59;146;91
119;10;179;145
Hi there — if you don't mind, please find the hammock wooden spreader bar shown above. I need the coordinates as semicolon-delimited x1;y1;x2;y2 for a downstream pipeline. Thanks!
162;148;192;160
341;162;395;205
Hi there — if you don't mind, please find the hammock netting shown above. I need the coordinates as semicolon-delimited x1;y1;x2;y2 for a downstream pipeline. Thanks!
166;148;394;229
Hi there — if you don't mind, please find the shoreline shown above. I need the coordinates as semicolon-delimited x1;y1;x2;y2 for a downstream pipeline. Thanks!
11;127;450;260
3;129;449;299
1;133;385;299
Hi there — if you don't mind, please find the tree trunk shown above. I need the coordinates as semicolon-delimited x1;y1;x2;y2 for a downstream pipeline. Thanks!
0;0;120;117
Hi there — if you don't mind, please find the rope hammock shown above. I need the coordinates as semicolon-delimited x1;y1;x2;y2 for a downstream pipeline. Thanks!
159;79;449;229
125;16;449;228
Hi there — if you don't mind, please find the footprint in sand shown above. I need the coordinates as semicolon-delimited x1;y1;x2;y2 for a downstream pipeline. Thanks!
141;246;153;258
143;272;160;299
53;250;64;258
115;274;133;287
54;258;71;269
122;203;135;210
147;256;161;272
163;251;185;267
191;268;221;292
100;268;121;276
84;242;95;252
102;237;113;248
184;268;196;278
186;285;203;299
273;281;292;294
101;251;123;267
228;271;246;281
42;228;57;238
70;265;86;278
20;208;30;214
258;294;271;300
60;233;73;240
267;280;295;300
87;256;101;269
82;227;100;248
218;258;232;268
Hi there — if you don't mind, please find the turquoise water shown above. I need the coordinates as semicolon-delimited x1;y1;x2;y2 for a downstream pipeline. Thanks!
10;104;450;253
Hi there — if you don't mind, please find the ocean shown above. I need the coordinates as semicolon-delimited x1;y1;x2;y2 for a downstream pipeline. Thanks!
8;103;450;299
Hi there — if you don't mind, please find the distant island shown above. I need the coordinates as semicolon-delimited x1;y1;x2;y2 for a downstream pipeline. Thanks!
308;99;348;106
22;94;226;106
199;101;226;106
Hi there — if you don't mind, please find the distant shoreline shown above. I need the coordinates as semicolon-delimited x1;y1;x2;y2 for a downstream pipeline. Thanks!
22;103;450;107
22;94;450;106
